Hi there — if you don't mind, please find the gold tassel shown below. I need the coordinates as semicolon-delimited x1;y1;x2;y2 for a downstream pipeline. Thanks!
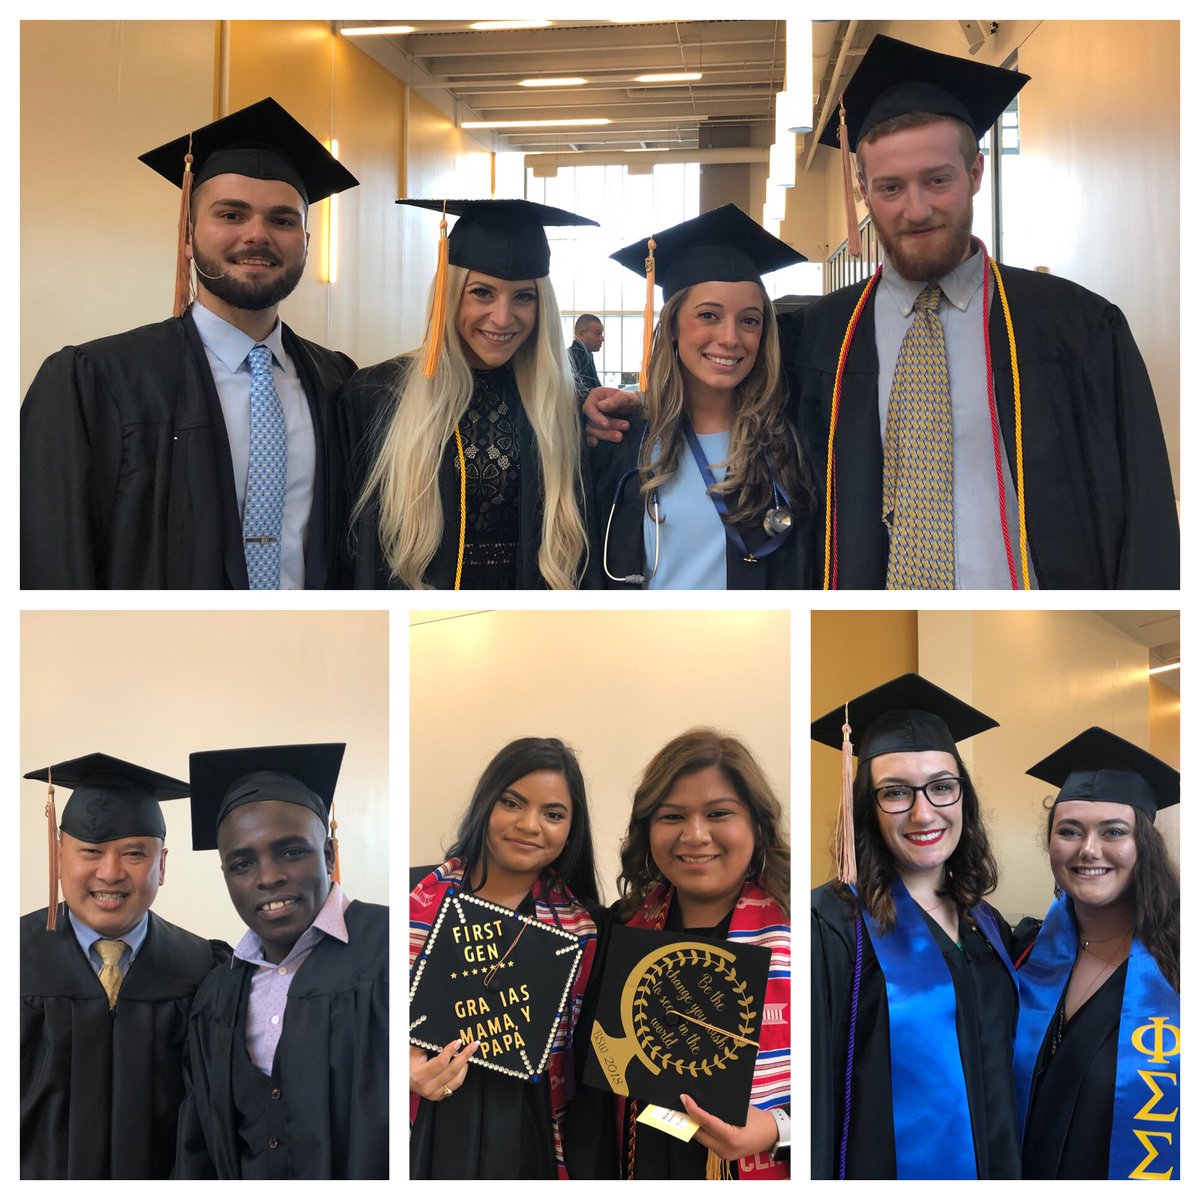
705;1149;733;1180
835;703;858;885
421;212;451;379
172;137;195;318
45;773;59;932
837;98;862;260
330;800;342;885
638;236;656;392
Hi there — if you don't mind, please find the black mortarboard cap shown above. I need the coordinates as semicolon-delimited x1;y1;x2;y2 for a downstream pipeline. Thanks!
139;97;359;206
811;672;999;761
610;203;807;301
818;35;1030;152
188;743;345;852
397;198;598;280
1026;727;1179;822
25;752;189;842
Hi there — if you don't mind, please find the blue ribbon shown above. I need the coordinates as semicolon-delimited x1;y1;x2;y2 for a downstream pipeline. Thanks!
862;879;1016;1179
1014;897;1180;1179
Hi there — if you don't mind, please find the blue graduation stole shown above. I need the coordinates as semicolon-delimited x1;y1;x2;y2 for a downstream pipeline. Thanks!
1013;897;1180;1180
862;879;1017;1179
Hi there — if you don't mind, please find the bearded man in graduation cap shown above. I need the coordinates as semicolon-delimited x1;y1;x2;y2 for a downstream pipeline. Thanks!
20;754;229;1179
174;744;388;1180
21;98;360;590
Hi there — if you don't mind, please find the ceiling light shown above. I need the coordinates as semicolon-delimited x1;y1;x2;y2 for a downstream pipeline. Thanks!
1150;662;1181;675
462;118;612;129
470;20;553;31
635;72;702;83
519;77;587;88
340;25;415;37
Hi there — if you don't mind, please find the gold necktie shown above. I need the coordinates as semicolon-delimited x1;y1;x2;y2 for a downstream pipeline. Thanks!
95;938;127;1009
882;283;955;589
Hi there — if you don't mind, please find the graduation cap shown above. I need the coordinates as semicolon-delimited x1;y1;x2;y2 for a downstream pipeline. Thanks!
811;673;999;884
398;199;598;378
609;203;806;388
24;752;190;931
409;889;585;1082
188;743;345;857
138;97;360;317
1026;727;1179;823
818;35;1029;256
582;924;771;1124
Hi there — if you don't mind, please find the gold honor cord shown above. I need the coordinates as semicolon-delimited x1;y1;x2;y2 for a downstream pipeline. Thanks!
453;425;467;590
663;1008;759;1049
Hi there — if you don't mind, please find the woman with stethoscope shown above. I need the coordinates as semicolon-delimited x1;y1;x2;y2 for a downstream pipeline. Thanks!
584;205;815;589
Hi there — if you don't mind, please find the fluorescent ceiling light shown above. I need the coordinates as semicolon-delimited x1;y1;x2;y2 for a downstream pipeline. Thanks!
341;25;415;37
463;118;612;129
1149;662;1181;675
519;77;587;87
635;72;702;83
470;20;552;30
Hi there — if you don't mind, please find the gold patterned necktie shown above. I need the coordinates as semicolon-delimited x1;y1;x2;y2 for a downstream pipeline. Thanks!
882;283;955;589
95;938;128;1009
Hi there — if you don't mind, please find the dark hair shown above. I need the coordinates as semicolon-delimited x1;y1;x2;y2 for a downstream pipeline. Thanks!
617;728;790;920
1043;803;1179;991
856;111;980;178
446;737;600;907
574;313;602;333
848;751;998;932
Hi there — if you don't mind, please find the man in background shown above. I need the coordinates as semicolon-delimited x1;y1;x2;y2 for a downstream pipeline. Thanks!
568;313;604;401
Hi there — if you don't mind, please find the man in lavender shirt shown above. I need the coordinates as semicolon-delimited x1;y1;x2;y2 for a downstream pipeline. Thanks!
175;743;388;1179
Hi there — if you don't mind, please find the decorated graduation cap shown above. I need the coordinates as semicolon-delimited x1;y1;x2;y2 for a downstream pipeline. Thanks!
24;752;190;931
409;888;585;1082
138;97;360;318
819;35;1029;256
398;199;599;378
188;743;345;879
610;203;806;389
811;672;999;884
1026;726;1179;823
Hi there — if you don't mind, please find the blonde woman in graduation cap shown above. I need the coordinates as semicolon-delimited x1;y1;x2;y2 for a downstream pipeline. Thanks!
344;200;595;589
810;674;1020;1179
1013;729;1180;1180
586;205;813;589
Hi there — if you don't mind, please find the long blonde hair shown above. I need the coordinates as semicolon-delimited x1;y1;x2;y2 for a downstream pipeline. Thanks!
638;283;809;527
354;265;587;589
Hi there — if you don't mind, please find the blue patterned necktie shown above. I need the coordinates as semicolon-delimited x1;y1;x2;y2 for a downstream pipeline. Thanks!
243;344;287;589
881;284;955;589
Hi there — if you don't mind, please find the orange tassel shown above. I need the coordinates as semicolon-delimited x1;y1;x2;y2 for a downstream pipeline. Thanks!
837;98;862;260
45;774;59;931
173;138;195;318
330;801;342;885
834;704;858;885
638;236;656;392
421;214;450;379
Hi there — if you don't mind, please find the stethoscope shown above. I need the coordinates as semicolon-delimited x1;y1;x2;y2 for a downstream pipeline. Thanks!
602;423;794;585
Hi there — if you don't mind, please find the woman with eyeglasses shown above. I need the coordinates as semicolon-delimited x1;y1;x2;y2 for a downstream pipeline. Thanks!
1013;729;1179;1180
408;738;600;1178
585;206;814;589
810;674;1021;1179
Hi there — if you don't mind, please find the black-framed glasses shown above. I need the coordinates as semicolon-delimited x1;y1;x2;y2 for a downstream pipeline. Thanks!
873;777;964;814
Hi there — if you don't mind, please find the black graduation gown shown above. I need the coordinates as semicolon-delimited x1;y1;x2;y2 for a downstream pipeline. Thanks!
339;356;550;589
584;417;813;589
810;882;1021;1180
20;311;357;589
1021;959;1125;1179
174;900;388;1180
20;906;227;1179
785;267;1179;588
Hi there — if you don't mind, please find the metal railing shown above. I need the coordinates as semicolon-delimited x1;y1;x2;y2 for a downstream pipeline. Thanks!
825;213;882;293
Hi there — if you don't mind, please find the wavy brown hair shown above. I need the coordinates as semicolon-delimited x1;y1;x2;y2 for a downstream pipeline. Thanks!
637;284;812;529
617;728;790;920
843;752;999;932
1043;803;1179;991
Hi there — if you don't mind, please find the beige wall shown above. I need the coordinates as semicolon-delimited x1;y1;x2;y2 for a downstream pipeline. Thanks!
410;610;790;906
21;611;389;947
810;610;1178;927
